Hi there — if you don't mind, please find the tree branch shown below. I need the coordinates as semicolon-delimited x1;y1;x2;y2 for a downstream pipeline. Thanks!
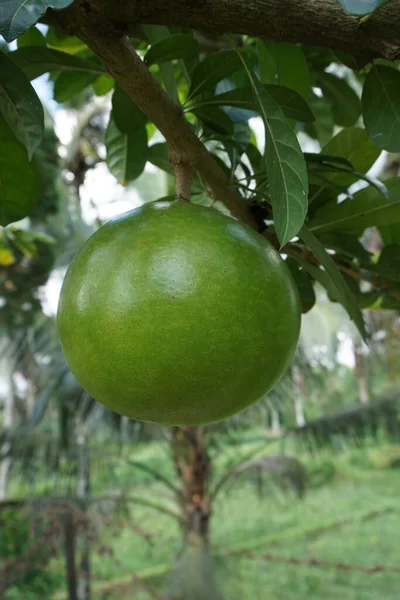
47;0;400;305
46;0;400;63
52;2;257;226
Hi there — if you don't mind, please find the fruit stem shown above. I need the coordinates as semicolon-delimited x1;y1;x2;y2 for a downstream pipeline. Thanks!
175;163;193;202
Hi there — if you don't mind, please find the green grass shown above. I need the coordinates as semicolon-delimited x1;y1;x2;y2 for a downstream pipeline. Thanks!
8;433;400;600
51;441;400;599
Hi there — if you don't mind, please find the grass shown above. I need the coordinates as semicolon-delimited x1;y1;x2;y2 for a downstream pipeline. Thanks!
51;438;400;599
7;432;400;600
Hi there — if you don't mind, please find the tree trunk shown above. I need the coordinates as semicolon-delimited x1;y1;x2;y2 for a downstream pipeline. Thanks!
64;511;78;600
271;407;281;436
354;341;370;405
292;365;306;427
0;370;16;500
77;439;91;600
171;427;211;545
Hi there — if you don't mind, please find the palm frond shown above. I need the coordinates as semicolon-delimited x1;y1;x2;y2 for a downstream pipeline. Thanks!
210;453;306;504
290;395;400;452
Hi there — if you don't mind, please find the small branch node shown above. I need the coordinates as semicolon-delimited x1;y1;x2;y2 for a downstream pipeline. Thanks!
174;163;194;202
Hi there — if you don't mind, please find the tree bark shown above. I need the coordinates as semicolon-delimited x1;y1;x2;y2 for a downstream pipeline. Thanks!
354;341;370;405
0;370;16;500
271;407;281;436
47;0;400;63
292;365;306;427
55;28;256;228
171;427;211;546
64;511;78;600
77;440;91;600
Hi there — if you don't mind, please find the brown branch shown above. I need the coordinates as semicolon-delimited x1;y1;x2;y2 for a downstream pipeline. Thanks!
48;3;257;227
46;0;400;63
47;0;400;304
175;163;193;201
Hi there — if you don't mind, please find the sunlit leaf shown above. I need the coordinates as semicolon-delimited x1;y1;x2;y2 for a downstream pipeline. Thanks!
92;75;115;97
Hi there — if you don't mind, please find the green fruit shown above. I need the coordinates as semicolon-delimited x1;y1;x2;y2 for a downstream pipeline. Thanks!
57;200;300;425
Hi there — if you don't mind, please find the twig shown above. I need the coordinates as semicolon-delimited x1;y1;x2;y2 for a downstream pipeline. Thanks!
52;6;257;228
175;163;193;201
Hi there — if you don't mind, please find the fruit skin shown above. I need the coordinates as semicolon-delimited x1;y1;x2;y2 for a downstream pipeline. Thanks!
57;200;301;425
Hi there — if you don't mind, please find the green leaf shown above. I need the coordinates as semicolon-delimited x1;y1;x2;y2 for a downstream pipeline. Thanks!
194;85;314;123
309;184;400;234
10;47;106;80
257;39;276;84
0;116;40;225
377;178;400;244
191;105;233;135
188;50;243;99
304;92;334;146
238;52;308;246
300;225;366;339
0;50;44;159
0;0;74;42
53;71;97;103
111;86;147;135
305;153;354;169
377;244;400;282
295;256;340;301
362;65;400;152
143;26;179;103
317;72;361;127
307;159;389;200
92;75;115;97
144;33;199;65
46;29;86;53
266;86;315;123
337;0;393;16
317;232;371;261
148;142;173;174
260;41;311;100
286;258;316;313
321;127;380;188
105;118;148;185
17;26;45;48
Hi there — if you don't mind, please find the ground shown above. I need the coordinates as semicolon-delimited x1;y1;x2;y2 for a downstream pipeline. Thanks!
42;430;400;600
